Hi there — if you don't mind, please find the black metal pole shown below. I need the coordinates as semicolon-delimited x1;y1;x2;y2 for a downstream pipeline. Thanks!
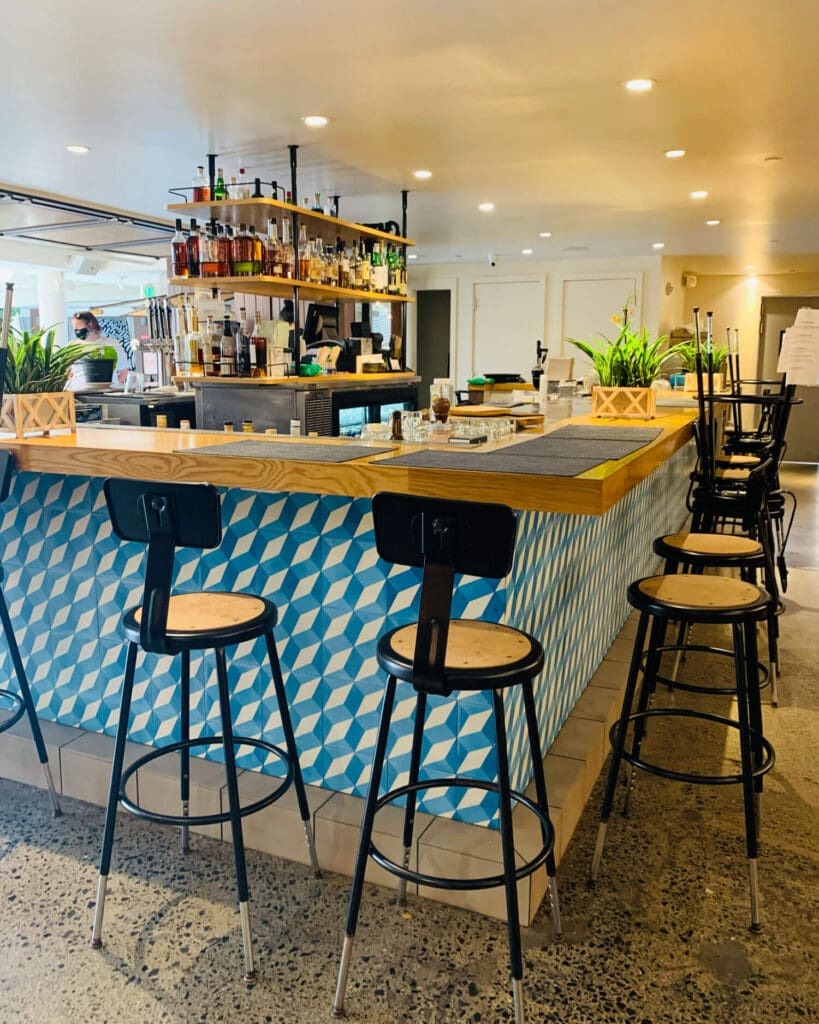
207;153;217;232
289;145;301;375
401;189;409;370
332;194;340;218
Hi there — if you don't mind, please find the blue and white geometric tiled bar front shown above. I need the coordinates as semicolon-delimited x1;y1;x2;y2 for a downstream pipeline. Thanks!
0;443;692;827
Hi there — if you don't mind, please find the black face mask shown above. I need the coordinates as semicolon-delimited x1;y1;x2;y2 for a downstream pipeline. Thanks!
74;327;89;339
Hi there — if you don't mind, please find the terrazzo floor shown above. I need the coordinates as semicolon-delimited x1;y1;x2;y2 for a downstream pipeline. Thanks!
0;467;816;1024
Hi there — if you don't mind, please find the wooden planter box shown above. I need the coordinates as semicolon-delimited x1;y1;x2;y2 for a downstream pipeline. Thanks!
591;386;656;420
0;392;76;438
684;372;724;393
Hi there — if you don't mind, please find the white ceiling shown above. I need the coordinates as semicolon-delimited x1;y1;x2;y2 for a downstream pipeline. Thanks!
4;0;819;269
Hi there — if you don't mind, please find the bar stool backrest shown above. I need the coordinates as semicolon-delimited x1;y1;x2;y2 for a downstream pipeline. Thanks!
372;492;517;694
0;450;14;504
103;478;222;655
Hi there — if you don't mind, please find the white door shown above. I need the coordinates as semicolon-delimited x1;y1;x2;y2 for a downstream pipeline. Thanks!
472;279;546;380
560;275;642;380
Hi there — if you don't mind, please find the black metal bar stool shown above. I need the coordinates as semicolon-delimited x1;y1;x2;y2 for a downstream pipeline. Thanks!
90;478;320;980
590;573;775;931
333;493;561;1024
0;452;61;816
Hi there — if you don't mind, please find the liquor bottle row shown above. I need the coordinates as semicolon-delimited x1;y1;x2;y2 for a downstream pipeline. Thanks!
171;218;408;295
190;164;335;214
173;305;285;378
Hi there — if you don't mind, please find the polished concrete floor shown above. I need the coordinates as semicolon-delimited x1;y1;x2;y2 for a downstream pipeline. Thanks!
0;466;816;1024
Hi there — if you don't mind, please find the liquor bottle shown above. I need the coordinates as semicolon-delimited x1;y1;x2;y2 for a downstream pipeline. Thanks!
186;305;202;374
264;219;282;276
348;244;358;289
219;224;234;275
298;224;310;280
357;240;370;291
220;314;236;376
171;219;188;278
308;238;322;283
232;224;254;275
249;226;263;275
285;190;293;204
250;311;267;377
227;175;239;200
280;218;294;278
339;242;351;289
236;306;251;377
312;191;323;213
192;166;210;203
399;249;408;296
326;244;339;287
237;168;250;200
387;244;399;294
203;314;217;375
214;168;227;201
187;219;200;276
199;229;221;277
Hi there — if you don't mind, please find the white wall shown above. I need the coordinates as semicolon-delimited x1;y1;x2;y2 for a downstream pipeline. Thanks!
408;255;663;387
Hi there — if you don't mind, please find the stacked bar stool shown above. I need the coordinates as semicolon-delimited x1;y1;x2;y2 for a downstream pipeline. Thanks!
0;452;61;816
333;493;561;1024
590;571;775;931
90;478;320;979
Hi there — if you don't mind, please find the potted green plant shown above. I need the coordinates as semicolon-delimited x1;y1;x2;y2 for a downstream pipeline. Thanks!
569;316;685;419
0;325;90;437
73;344;119;384
674;341;729;392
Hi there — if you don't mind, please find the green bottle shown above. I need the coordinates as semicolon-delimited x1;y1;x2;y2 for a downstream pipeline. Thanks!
214;167;227;201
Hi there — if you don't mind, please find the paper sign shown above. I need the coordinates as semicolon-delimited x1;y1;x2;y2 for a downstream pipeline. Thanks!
778;310;819;386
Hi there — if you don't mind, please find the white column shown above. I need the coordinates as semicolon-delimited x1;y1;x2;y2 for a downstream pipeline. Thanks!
36;270;67;346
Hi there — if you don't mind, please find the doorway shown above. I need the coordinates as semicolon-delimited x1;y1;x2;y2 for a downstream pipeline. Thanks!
416;290;451;409
759;296;819;463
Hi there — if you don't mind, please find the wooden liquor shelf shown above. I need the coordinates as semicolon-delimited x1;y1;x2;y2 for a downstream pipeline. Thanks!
170;275;414;304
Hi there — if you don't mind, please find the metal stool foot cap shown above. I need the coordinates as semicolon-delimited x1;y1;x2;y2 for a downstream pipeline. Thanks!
750;922;763;934
331;1009;346;1019
244;969;257;984
52;807;64;819
90;938;103;950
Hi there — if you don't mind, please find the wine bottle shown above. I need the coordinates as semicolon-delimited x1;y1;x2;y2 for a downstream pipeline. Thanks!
171;219;188;278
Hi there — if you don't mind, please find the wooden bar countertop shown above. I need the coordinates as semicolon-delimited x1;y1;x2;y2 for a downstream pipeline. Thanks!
0;407;696;516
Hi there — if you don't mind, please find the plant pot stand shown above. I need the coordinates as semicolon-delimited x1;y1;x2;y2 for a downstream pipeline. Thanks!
0;393;77;438
592;386;656;420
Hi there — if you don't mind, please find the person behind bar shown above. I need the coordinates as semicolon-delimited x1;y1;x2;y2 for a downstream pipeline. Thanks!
66;311;130;388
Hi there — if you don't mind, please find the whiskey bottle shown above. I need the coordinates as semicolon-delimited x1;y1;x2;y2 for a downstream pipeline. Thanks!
357;240;371;291
171;219;188;278
192;166;210;203
202;314;216;374
199;230;221;277
298;224;310;280
187;219;201;276
250;311;267;378
339;243;351;289
280;218;294;279
216;224;232;276
264;219;280;276
308;238;322;283
249;226;263;275
236;306;251;377
219;314;236;376
232;224;254;276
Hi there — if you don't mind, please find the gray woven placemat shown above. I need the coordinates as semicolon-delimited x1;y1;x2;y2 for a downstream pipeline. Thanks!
547;425;662;442
181;440;395;463
510;436;653;460
377;450;606;477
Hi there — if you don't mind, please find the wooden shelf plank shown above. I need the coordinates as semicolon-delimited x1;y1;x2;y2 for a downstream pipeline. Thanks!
166;199;415;247
169;276;414;303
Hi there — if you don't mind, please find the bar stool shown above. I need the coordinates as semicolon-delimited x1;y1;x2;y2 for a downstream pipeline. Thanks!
590;573;775;931
90;478;320;980
333;492;561;1024
0;452;61;816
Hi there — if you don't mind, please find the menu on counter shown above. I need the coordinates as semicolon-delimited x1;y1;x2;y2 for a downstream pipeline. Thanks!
777;308;819;386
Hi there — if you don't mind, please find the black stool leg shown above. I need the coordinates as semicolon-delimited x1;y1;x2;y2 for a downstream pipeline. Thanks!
591;610;650;884
521;680;561;938
264;633;320;877
398;689;427;905
743;619;765;839
0;589;61;816
732;624;762;932
214;647;255;981
622;616;668;818
492;688;526;1024
333;675;397;1019
759;523;780;705
179;650;191;854
91;641;138;948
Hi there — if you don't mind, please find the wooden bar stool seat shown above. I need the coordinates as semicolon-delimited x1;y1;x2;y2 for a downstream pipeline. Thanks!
90;478;320;982
591;572;775;932
333;493;561;1024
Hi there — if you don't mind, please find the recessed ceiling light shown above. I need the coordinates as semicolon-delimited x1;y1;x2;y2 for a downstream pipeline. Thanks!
664;149;686;158
624;78;656;92
408;253;418;259
706;219;721;226
413;169;432;180
478;202;495;212
301;115;330;127
539;232;552;238
521;248;534;255
66;144;91;154
652;242;665;249
690;190;708;199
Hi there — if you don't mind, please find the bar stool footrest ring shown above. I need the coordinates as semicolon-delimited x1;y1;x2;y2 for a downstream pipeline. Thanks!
118;736;294;827
611;708;775;786
639;645;769;696
0;689;26;734
369;778;555;892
